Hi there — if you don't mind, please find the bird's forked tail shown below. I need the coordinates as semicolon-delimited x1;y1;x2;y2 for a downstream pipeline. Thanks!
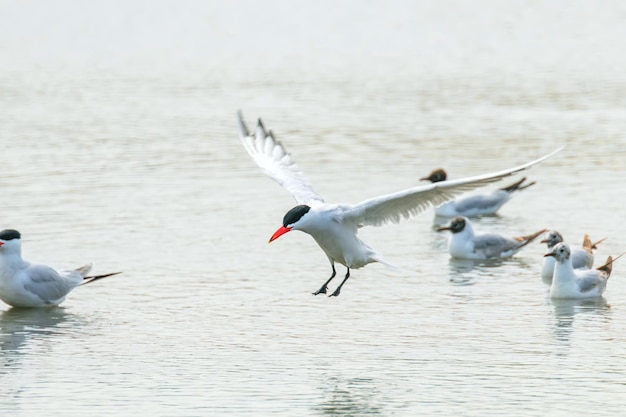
83;271;123;285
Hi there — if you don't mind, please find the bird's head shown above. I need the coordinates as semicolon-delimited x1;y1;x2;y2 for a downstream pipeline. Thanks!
436;216;467;234
540;230;563;248
544;242;571;263
0;229;22;254
269;205;311;243
420;168;447;183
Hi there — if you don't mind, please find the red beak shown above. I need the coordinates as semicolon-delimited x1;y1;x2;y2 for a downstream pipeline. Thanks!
269;225;292;243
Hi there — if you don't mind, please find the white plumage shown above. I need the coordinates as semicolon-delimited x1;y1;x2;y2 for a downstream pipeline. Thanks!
540;230;604;282
0;230;121;308
420;168;535;217
238;111;562;296
546;243;617;299
437;216;546;260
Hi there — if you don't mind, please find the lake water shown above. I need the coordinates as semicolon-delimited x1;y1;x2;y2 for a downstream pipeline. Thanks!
1;1;626;416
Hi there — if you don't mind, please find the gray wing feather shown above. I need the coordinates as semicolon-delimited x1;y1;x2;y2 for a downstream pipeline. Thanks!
473;234;521;258
576;271;607;294
344;147;562;227
23;264;78;303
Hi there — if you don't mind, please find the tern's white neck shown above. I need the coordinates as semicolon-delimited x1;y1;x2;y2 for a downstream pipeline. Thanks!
0;240;26;274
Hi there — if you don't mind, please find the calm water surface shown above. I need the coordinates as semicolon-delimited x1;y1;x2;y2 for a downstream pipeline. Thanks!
1;1;626;416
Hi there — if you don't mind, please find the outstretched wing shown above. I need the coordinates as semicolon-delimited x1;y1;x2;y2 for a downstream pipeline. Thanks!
237;111;324;205
343;147;562;227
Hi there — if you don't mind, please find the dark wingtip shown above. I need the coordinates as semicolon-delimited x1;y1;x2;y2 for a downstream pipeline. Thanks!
257;118;267;134
83;271;123;285
598;256;613;277
591;237;607;250
518;180;537;191
500;177;531;192
237;110;249;137
517;228;548;246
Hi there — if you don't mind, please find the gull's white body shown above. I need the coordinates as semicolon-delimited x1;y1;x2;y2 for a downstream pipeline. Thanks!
542;249;593;280
540;231;598;282
548;243;611;299
434;190;515;217
237;111;561;294
439;216;545;260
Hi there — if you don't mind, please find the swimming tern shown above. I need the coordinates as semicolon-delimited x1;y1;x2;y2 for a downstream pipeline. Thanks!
540;230;606;282
420;168;535;217
0;229;121;308
437;216;546;260
237;111;561;296
545;242;620;299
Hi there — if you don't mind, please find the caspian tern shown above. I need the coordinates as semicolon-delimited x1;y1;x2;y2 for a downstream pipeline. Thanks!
420;168;535;217
545;243;620;299
237;111;561;296
540;230;606;282
437;216;546;260
0;229;121;308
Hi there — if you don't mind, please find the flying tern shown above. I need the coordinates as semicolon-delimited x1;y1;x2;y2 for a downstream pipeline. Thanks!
0;229;121;308
237;111;561;296
420;168;535;217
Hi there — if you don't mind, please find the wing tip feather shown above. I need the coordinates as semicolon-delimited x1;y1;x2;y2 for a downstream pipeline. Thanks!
237;110;249;138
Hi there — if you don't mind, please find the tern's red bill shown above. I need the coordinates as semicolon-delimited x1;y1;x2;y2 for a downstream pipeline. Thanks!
269;225;292;243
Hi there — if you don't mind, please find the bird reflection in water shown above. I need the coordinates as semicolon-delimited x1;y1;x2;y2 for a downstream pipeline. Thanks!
314;376;384;416
445;257;531;286
550;297;611;351
0;307;81;359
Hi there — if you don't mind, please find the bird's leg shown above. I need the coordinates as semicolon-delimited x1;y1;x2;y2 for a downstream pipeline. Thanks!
329;268;350;297
312;264;336;295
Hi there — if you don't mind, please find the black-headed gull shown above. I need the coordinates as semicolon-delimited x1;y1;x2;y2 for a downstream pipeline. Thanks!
540;230;606;282
0;229;121;308
420;168;535;217
545;242;619;299
437;216;546;260
237;111;561;296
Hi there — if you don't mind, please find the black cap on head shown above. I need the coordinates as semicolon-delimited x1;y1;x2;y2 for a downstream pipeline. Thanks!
449;217;466;233
421;168;447;183
0;229;21;241
282;205;311;227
